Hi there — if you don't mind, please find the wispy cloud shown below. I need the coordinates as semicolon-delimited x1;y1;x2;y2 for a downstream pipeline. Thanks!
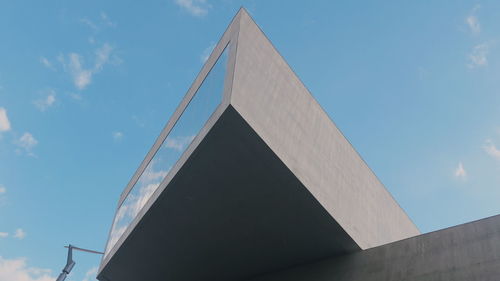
200;42;215;63
16;132;38;156
175;0;210;17
82;266;98;281
94;43;114;71
80;18;99;31
467;43;489;68
139;164;169;185
33;90;56;112
0;107;11;132
483;139;500;160
81;12;116;31
107;161;169;252
14;228;26;240
0;256;54;281
65;53;92;90
0;185;6;206
132;115;145;128
112;131;123;141
39;57;55;70
100;12;116;27
454;162;467;180
164;135;194;151
0;232;7;238
59;43;118;90
466;5;481;34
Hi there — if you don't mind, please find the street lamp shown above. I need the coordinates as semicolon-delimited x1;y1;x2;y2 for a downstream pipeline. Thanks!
55;244;104;281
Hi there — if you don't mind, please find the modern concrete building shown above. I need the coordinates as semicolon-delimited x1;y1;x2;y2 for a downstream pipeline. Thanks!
97;8;500;281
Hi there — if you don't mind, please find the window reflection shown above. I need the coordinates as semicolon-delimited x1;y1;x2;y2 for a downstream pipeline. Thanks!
104;45;229;257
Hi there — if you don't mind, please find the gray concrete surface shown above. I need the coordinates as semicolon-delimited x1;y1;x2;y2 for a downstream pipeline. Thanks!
248;214;500;281
231;9;419;249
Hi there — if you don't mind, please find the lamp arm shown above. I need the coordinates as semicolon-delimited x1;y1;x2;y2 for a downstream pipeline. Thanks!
56;245;75;281
55;244;102;281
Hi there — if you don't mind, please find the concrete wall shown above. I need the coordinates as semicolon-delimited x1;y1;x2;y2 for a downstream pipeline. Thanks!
230;9;419;249
248;214;500;281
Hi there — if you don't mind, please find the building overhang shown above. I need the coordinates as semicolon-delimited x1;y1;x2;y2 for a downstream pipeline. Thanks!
98;106;359;281
98;8;419;281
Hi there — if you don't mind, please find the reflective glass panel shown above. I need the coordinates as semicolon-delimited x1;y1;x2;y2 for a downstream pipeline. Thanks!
104;46;229;256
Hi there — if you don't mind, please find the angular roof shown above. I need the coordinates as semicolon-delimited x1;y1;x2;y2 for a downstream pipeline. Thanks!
97;8;419;281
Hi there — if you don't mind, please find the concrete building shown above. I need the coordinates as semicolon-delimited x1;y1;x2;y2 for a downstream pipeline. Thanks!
97;8;500;281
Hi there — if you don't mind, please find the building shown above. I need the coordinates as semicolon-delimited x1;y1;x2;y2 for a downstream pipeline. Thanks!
97;8;500;281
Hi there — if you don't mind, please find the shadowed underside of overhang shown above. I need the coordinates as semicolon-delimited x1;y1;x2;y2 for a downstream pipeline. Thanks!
97;106;360;281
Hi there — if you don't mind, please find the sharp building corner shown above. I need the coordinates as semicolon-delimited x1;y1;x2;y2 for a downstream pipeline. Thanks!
97;8;500;281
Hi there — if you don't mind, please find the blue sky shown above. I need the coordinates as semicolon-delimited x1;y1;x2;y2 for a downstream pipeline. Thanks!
1;1;500;280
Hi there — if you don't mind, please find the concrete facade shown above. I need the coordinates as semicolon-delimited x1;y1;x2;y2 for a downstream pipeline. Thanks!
97;8;500;281
231;10;419;249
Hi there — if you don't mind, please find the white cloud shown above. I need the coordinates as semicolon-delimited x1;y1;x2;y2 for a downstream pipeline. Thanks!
100;12;116;27
466;5;481;34
175;0;210;17
139;166;168;185
107;161;169;253
0;232;8;238
82;266;98;281
164;135;194;151
108;186;154;251
468;43;489;68
34;90;56;112
0;185;6;207
130;166;168;218
0;256;54;281
112;131;123;141
200;42;215;63
454;162;467;180
0;107;11;132
131;183;158;220
132;115;145;128
14;228;26;240
94;43;114;71
39;57;55;70
17;133;38;155
82;12;116;31
59;43;117;90
67;53;92;90
484;139;500;160
80;18;98;31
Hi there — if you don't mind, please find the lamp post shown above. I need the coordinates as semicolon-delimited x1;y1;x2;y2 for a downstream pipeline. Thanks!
56;244;104;281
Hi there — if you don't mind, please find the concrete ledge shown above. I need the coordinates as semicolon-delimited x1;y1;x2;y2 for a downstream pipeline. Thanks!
248;214;500;281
